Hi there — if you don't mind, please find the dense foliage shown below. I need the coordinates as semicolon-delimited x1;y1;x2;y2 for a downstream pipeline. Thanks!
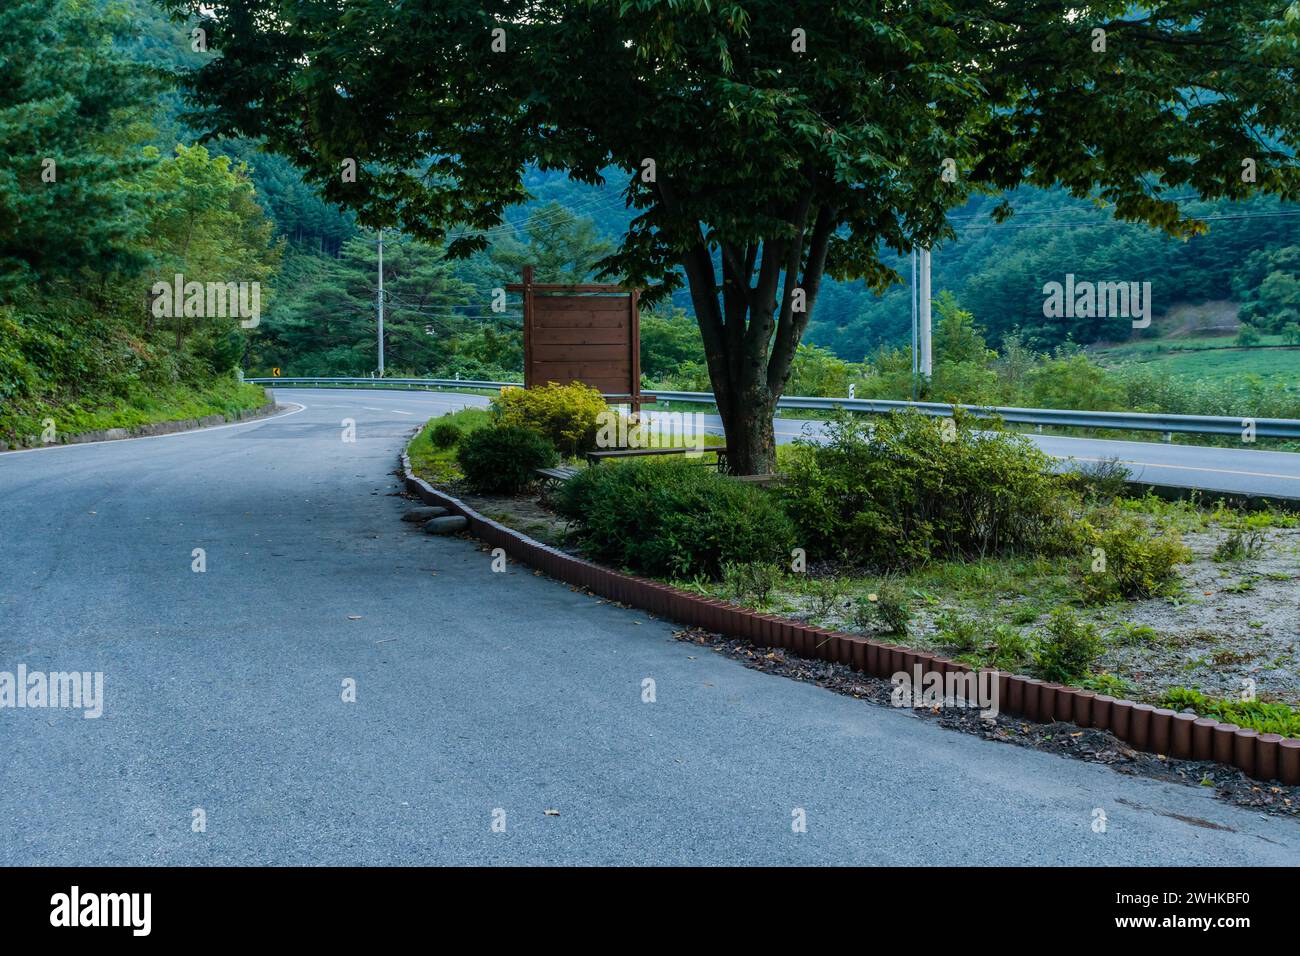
456;425;559;494
779;412;1080;569
491;382;608;457
0;1;276;444
556;459;796;578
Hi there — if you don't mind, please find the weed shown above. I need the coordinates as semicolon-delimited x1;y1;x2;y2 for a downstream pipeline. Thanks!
1067;457;1132;501
985;624;1034;671
722;561;784;608
805;576;849;618
1010;604;1041;625
1213;528;1268;563
1163;687;1300;738
1110;622;1159;645
1035;609;1103;683
852;578;912;635
935;611;982;652
1220;577;1258;594
1078;672;1137;698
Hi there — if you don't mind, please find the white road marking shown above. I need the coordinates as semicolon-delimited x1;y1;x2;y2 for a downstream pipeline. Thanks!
1067;456;1300;482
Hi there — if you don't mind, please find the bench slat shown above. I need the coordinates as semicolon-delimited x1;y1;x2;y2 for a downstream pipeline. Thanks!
587;446;728;464
536;466;581;482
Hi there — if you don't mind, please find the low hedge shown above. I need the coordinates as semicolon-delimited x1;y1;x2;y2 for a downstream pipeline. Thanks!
492;381;607;457
779;410;1081;569
457;424;558;494
555;458;796;579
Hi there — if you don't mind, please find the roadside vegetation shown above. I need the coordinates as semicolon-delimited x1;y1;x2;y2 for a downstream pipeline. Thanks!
1;2;280;447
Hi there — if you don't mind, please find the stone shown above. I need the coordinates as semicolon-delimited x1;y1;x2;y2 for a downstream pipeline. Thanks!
423;516;468;535
402;506;449;522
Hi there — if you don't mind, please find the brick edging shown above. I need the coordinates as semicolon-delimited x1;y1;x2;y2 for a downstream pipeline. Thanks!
401;453;1298;786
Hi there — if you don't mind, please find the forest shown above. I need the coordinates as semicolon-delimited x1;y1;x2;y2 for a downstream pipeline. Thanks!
2;0;1298;447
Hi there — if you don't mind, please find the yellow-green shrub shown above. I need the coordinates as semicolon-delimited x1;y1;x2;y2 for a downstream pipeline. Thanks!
491;381;607;457
1080;515;1190;602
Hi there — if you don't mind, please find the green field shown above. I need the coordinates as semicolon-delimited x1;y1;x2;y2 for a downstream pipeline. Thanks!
1094;340;1300;384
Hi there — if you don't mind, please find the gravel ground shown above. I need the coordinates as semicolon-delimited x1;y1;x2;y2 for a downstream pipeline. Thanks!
1100;525;1300;706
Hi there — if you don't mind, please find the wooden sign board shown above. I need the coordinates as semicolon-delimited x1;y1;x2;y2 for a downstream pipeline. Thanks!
508;266;643;409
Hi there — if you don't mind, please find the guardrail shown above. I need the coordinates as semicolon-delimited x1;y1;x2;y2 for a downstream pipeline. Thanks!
245;376;1300;440
247;376;518;391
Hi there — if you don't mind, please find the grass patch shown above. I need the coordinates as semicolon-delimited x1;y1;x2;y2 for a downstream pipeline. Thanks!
1;377;268;446
408;407;491;481
1163;687;1300;739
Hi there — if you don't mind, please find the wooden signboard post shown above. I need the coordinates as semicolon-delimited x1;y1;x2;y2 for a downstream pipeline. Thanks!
507;266;644;411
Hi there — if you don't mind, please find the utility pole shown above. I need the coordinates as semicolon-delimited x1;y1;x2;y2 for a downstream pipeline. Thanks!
910;248;919;400
918;246;932;380
376;228;385;377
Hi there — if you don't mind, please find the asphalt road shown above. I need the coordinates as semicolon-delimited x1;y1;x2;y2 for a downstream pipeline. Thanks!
0;387;1295;865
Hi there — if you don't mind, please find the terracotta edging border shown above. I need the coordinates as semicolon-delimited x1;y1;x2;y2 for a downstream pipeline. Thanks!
400;453;1296;786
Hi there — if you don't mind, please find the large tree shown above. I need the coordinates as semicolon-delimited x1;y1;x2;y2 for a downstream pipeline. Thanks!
0;0;158;294
166;0;1300;473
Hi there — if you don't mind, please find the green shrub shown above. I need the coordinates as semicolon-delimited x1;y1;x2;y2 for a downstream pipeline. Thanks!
935;610;982;652
985;625;1033;671
492;381;607;457
1081;515;1189;602
1063;457;1131;502
1162;687;1300;739
555;458;796;579
430;420;462;449
1212;528;1267;563
1079;672;1137;699
779;410;1080;569
1034;609;1103;683
853;579;912;635
722;561;784;607
456;425;558;494
804;576;850;618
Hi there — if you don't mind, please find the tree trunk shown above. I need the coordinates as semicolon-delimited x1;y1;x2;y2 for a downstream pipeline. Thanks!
661;180;835;476
721;386;778;475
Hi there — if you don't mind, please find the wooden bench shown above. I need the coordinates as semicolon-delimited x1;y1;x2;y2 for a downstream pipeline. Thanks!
535;465;581;487
733;473;785;487
586;446;729;468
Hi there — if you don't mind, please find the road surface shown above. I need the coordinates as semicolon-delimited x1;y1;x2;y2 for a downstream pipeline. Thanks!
0;387;1294;864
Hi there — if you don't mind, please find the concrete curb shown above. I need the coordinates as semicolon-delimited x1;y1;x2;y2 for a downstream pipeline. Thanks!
400;453;1297;786
0;390;280;452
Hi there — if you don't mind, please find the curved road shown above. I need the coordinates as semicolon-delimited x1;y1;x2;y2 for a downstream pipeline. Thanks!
0;387;1295;864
